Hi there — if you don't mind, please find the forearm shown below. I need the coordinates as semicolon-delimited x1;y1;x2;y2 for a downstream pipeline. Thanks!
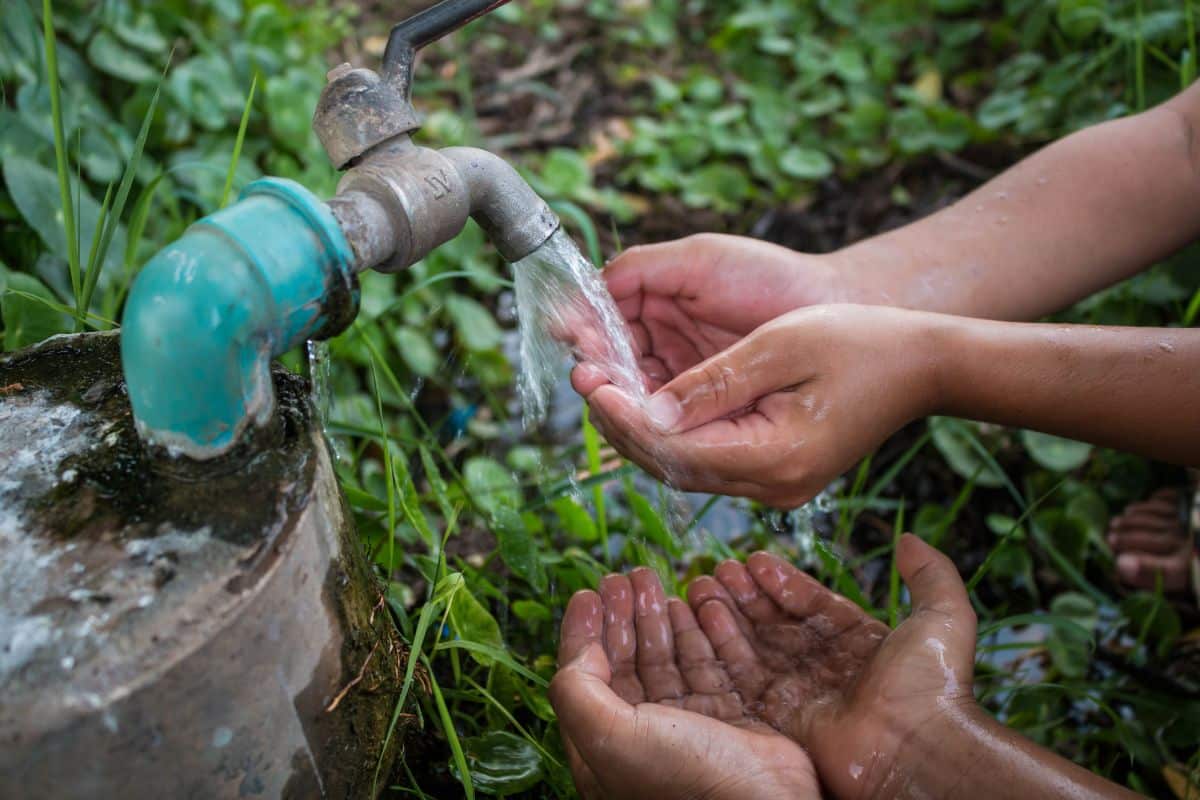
831;84;1200;320
927;316;1200;466
881;705;1141;800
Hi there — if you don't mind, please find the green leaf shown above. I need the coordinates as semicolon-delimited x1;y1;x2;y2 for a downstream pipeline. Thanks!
2;154;126;282
928;416;1005;487
86;29;157;83
550;497;598;543
446;578;505;665
492;506;547;592
1044;592;1097;678
464;457;521;514
779;147;834;179
393;325;441;376
512;599;552;624
1020;430;1092;472
1;269;71;349
540;149;591;198
681;163;752;212
454;731;543;796
446;295;503;352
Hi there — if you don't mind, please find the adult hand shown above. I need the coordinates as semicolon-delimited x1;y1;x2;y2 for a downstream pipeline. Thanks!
571;234;842;395
548;568;821;800
688;534;977;800
579;303;941;507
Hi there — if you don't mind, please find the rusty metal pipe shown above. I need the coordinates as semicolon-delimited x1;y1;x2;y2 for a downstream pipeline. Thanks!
327;140;558;273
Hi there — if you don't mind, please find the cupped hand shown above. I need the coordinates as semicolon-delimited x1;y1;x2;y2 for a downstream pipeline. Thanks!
686;534;978;800
548;568;821;800
571;234;840;396
579;303;942;507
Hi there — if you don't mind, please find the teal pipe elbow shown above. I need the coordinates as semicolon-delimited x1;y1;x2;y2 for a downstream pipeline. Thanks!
121;178;358;460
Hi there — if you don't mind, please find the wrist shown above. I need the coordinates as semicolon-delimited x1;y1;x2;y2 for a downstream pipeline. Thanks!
861;698;992;799
824;241;915;308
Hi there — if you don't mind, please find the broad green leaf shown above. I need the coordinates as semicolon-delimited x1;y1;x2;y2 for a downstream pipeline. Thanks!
1021;430;1092;472
1043;592;1099;677
447;579;505;666
1;268;71;349
540;149;591;198
464;457;521;514
928;416;1005;487
2;154;126;282
512;599;552;624
492;506;547;592
779;146;834;179
550;497;598;543
454;731;543;796
446;295;504;352
392;325;440;376
86;30;156;83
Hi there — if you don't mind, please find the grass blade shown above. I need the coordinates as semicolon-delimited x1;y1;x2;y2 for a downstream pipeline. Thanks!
41;0;79;304
219;74;257;210
80;54;171;323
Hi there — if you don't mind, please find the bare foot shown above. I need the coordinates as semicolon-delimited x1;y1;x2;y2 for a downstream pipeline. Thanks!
1107;487;1192;592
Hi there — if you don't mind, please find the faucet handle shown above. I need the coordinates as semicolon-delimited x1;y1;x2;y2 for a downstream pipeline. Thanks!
382;0;514;98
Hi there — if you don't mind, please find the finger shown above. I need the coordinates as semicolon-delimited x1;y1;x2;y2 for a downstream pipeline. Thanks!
696;599;770;701
602;238;706;303
745;552;872;638
585;385;777;497
643;324;798;434
547;642;630;763
687;575;755;640
1107;529;1188;555
630;567;687;702
599;574;646;703
571;363;612;397
1116;551;1191;591
559;590;604;667
714;559;788;624
1109;507;1182;531
668;598;736;699
896;534;975;634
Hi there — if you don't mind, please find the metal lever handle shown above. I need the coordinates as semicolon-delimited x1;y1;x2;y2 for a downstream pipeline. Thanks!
383;0;514;98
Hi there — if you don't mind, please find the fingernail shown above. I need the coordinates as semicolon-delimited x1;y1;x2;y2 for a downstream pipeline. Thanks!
1116;553;1139;580
645;392;681;432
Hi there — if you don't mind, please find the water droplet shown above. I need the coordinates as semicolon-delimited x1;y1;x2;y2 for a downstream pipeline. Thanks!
1036;175;1048;186
1159;341;1176;353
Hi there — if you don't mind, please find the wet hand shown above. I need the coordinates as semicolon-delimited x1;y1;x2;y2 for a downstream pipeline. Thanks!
571;234;840;396
579;304;940;507
548;568;822;800
687;535;978;800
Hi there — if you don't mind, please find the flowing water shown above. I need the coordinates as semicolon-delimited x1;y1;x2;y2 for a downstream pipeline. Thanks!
510;228;646;427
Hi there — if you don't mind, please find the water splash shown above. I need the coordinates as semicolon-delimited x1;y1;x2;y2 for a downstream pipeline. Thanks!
511;228;646;427
305;340;332;431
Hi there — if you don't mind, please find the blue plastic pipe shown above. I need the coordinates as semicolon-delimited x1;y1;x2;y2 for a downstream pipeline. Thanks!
121;178;358;459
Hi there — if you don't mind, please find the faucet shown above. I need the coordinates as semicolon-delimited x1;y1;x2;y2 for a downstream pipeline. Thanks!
121;0;561;460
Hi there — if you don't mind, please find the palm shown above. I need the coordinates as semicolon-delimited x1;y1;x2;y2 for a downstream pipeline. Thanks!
551;568;821;800
602;235;832;388
687;546;977;799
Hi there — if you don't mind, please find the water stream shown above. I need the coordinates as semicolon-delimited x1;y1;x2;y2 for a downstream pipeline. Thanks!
510;228;646;427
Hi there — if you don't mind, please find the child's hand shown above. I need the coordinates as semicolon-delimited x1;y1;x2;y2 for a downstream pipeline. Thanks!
548;569;822;800
687;535;978;800
571;234;841;395
577;304;939;506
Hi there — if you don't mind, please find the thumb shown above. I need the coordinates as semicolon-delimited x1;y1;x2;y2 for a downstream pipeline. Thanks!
644;325;795;433
897;533;976;634
548;643;630;756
